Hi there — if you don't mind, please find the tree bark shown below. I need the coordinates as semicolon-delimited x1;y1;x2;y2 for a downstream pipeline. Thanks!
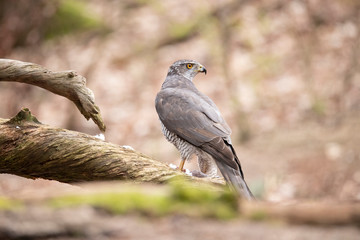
0;108;182;183
0;59;105;131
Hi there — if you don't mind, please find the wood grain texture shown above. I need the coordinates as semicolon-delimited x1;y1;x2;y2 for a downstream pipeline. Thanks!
0;109;180;183
0;59;105;131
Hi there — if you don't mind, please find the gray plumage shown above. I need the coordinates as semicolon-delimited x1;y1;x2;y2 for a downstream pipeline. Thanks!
155;59;253;200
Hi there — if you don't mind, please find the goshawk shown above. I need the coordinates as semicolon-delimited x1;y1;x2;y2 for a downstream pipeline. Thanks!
155;59;253;200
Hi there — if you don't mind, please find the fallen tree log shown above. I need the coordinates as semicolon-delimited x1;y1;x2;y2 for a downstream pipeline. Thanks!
0;108;182;183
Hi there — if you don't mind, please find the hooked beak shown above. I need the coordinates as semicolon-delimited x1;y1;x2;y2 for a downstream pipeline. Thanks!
198;65;207;75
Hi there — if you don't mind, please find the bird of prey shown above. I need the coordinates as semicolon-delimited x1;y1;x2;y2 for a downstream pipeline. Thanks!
155;59;254;200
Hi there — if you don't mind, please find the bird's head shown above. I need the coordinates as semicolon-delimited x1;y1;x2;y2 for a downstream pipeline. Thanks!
167;59;207;80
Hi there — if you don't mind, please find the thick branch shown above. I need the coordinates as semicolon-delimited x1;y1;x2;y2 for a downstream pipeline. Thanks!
0;109;180;183
0;59;105;131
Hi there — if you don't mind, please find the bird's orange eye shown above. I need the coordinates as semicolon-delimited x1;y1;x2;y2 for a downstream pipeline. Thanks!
186;63;193;69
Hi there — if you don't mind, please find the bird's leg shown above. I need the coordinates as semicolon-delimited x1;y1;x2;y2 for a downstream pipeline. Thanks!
178;158;186;172
184;153;217;178
197;153;219;178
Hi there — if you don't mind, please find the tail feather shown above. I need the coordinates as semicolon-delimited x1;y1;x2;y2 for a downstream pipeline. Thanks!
216;161;254;200
199;137;254;200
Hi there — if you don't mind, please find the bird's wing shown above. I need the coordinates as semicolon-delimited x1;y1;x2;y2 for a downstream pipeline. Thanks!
155;88;238;169
155;88;229;143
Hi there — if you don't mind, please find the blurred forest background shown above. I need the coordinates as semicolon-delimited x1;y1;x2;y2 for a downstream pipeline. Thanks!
0;0;359;202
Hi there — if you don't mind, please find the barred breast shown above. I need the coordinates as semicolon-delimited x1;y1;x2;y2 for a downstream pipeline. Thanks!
160;121;196;161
